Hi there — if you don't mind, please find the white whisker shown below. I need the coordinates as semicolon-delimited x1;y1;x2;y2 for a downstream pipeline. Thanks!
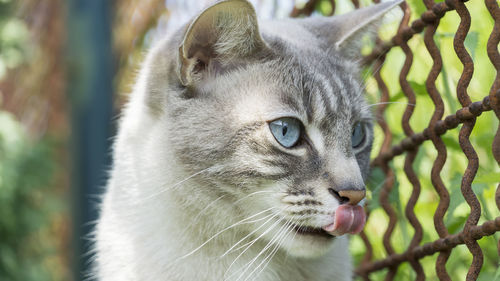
365;101;415;108
220;209;281;258
233;219;292;281
245;219;296;281
178;194;227;238
254;220;297;280
139;166;216;203
179;206;276;260
232;190;276;205
283;215;307;265
223;211;287;279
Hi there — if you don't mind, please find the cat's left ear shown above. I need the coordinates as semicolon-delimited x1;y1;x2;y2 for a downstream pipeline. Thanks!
301;0;403;58
177;0;266;86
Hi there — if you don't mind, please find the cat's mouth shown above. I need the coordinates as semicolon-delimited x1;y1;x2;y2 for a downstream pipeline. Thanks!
292;225;334;239
290;205;366;239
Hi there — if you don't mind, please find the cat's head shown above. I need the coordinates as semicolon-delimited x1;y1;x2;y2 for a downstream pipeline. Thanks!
140;0;401;258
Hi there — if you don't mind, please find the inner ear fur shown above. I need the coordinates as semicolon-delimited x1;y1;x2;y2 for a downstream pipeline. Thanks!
177;0;266;86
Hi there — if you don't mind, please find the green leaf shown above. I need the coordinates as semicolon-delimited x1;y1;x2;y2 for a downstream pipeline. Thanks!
445;173;464;228
473;183;493;221
412;145;427;175
408;81;428;96
440;60;459;113
464;31;479;59
441;135;462;152
367;167;385;212
367;167;385;192
389;91;405;102
389;173;402;216
474;172;500;184
447;215;467;234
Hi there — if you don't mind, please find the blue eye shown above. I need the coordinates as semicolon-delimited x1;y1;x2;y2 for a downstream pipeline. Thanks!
352;122;365;148
269;117;302;148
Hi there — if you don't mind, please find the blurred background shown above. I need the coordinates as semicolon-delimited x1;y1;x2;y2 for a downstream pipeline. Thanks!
0;0;498;280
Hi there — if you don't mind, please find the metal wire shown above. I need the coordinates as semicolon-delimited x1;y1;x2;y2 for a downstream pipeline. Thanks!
291;0;500;280
399;2;425;279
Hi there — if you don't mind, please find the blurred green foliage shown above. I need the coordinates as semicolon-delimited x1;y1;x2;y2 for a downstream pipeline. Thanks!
0;0;30;79
0;112;57;281
0;1;61;280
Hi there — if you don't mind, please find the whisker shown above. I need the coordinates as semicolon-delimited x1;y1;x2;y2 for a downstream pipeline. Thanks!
283;215;307;265
178;194;227;238
257;224;296;278
233;219;292;281
246;219;296;281
220;209;281;258
179;206;276;260
361;51;387;82
224;238;256;257
365;101;415;108
232;190;276;205
223;210;288;279
181;191;283;243
138;166;217;203
225;211;297;257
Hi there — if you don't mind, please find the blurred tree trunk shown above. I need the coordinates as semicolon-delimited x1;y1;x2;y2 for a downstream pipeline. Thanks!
66;1;113;280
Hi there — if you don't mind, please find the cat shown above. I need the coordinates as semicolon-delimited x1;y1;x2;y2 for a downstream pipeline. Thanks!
95;0;401;280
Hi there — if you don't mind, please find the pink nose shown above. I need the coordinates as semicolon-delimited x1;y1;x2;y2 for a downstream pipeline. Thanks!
338;189;365;205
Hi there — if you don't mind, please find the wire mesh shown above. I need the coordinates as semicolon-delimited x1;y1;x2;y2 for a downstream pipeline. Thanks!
291;0;500;280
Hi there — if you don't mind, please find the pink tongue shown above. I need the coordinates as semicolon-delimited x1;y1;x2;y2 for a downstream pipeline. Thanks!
322;205;366;236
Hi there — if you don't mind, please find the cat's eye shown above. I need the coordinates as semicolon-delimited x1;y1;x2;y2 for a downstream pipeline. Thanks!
351;122;366;149
269;117;302;148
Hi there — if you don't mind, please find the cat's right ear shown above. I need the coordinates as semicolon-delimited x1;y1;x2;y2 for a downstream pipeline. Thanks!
177;0;266;86
300;0;403;59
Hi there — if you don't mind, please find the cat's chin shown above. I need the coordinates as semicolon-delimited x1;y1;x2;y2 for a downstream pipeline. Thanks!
279;230;337;259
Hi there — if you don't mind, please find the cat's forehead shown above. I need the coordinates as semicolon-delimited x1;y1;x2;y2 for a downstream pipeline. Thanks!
223;47;369;132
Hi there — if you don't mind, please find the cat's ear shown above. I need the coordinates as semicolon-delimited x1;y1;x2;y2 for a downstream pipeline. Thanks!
177;0;266;86
303;0;402;58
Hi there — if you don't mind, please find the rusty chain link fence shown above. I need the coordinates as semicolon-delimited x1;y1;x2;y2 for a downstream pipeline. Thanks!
292;0;500;280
